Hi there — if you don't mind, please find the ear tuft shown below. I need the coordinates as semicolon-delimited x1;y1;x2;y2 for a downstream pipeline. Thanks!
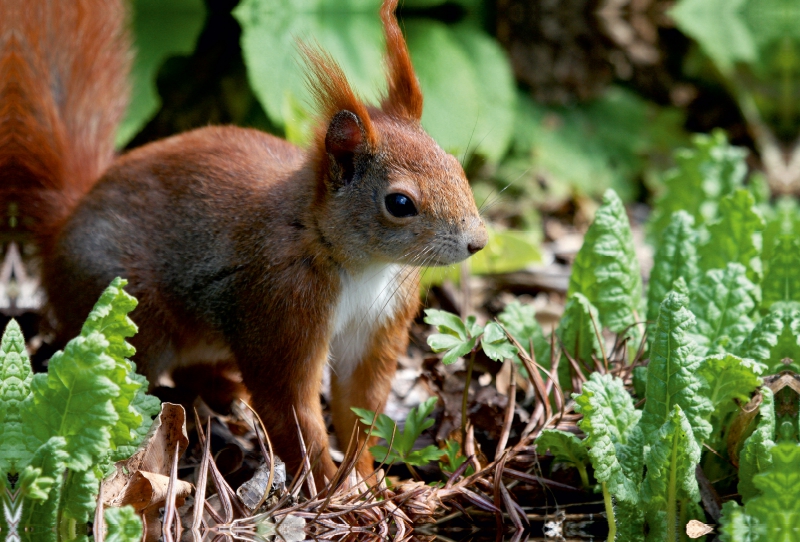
300;42;377;146
325;110;365;186
380;0;423;120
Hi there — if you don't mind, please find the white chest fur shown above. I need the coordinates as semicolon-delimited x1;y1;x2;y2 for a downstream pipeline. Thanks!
329;263;402;379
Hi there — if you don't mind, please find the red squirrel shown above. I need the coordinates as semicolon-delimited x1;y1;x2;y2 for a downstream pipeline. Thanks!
5;0;487;485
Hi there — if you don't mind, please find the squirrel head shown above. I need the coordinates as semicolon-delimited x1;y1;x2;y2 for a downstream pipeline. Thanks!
303;0;487;269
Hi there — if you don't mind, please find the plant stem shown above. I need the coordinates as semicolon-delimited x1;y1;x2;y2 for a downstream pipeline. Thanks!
461;349;477;445
577;463;590;489
602;481;616;541
406;462;422;482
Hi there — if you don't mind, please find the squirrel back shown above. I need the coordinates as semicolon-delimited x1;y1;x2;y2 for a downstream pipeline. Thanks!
0;0;129;248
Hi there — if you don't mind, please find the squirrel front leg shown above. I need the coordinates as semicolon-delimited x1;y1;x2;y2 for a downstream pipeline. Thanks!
329;275;421;481
234;336;338;489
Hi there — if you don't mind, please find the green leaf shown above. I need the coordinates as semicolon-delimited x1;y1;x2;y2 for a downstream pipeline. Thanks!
19;437;69;532
691;263;758;356
439;439;472;476
734;441;800;540
480;322;517;362
670;0;756;74
645;211;699;328
738;387;775;503
557;293;603;386
424;309;468;340
105;506;144;542
699;189;764;283
60;468;100;524
641;282;713;446
699;353;764;427
118;0;206;146
20;279;150;473
641;405;701;534
761;235;800;310
568;189;643;333
574;372;642;503
353;397;441;468
0;320;34;474
615;500;646;542
425;309;480;365
447;23;516;162
535;429;590;487
649;131;747;237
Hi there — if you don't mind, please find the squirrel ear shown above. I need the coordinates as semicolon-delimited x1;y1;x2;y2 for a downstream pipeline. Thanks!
325;110;365;186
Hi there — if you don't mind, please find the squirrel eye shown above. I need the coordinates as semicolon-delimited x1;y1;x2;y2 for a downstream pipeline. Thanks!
385;193;418;218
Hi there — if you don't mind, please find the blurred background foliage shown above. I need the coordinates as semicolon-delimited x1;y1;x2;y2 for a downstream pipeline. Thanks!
119;0;800;275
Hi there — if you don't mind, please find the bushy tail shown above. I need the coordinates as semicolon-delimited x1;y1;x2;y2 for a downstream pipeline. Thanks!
0;0;130;251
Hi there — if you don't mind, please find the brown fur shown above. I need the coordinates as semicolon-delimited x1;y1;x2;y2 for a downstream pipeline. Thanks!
9;0;487;487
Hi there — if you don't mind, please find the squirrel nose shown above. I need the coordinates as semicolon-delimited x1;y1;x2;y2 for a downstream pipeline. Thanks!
467;230;488;254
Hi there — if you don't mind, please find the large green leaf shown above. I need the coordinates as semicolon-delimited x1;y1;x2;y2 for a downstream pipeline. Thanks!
573;372;642;503
641;405;702;534
691;263;758;356
19;437;68;533
670;0;756;74
235;1;515;160
641;281;713;446
699;189;764;283
117;0;206;146
645;211;699;328
568;189;643;334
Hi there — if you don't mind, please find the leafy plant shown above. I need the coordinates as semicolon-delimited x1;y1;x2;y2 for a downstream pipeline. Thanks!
352;397;444;477
0;278;159;539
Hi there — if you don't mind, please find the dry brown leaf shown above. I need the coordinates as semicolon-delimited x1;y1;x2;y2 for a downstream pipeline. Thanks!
102;402;191;510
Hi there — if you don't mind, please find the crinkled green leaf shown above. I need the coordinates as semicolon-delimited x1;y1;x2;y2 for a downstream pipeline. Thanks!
761;235;800;311
557;293;603;376
19;437;68;532
736;441;800;541
568;189;643;333
649;130;747;237
573;372;642;503
105;506;144;542
60;468;100;524
646;211;699;330
20;278;151;473
641;405;701;527
641;281;713;446
691;263;758;356
81;279;158;453
615;500;646;542
481;322;517;362
699;353;764;428
739;387;775;503
699;189;764;283
0;320;34;473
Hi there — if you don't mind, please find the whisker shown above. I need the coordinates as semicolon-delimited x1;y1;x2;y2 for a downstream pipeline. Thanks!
478;165;533;216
